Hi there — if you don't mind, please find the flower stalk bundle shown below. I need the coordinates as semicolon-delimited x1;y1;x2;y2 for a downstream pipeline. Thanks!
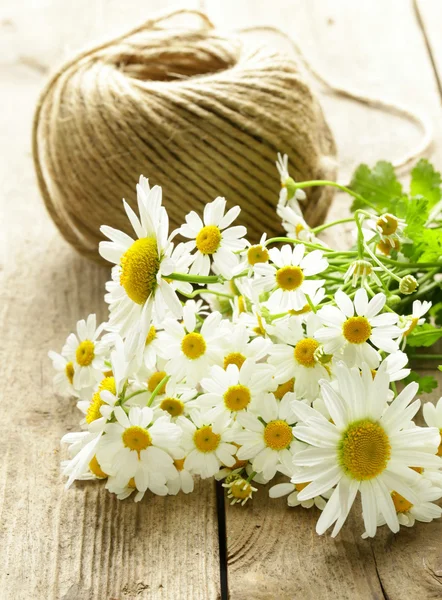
52;155;442;538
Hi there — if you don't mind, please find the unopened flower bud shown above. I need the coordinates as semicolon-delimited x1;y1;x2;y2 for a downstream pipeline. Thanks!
399;275;418;295
386;294;401;308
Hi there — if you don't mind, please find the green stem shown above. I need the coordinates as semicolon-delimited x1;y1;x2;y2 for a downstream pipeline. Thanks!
123;389;148;403
363;241;402;283
181;288;234;300
265;237;332;252
293;180;379;212
147;374;170;407
166;272;221;284
311;217;355;234
246;471;257;483
305;294;317;313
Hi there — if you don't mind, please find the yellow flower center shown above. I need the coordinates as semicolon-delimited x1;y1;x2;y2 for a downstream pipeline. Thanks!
391;491;413;513
294;338;319;368
274;378;294;400
275;265;304;291
128;477;136;488
181;332;206;359
263;420;293;450
174;458;185;471
122;426;152;454
295;223;305;237
403;317;419;338
148;370;167;394
223;352;246;370
120;237;159;305
339;419;391;480
196;225;222;254
85;377;116;424
65;361;74;384
377;238;401;256
76;340;95;367
294;481;310;492
288;305;311;316
145;325;157;345
231;443;248;469
223;384;251;411
194;425;220;453
438;429;442;457
342;316;372;344
89;455;107;479
160;397;185;418
230;480;253;500
377;214;398;235
247;245;269;266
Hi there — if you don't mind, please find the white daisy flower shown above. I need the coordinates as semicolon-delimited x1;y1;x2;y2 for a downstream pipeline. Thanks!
290;361;442;538
158;309;224;387
344;260;382;288
62;314;109;390
235;394;297;480
315;289;401;369
199;359;276;430
365;213;406;247
106;475;147;502
48;350;84;398
362;479;442;534
166;456;195;495
423;397;442;457
253;244;328;313
99;178;185;344
96;406;181;494
219;321;272;370
61;430;105;487
223;473;257;506
397;300;432;346
276;152;306;209
268;316;330;402
269;446;327;509
178;196;247;278
381;350;411;383
152;378;198;421
179;412;236;478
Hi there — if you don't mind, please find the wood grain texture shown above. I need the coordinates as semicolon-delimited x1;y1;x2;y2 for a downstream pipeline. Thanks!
207;0;442;598
0;2;220;599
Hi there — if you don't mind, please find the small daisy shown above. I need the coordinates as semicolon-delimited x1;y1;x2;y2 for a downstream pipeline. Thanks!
276;153;306;209
269;445;327;509
61;430;104;488
179;411;237;478
62;314;110;390
268;316;330;402
253;244;328;313
152;378;198;421
223;472;257;506
365;213;406;248
381;350;411;384
96;406;181;492
240;234;270;275
166;456;195;495
158;309;224;386
314;289;401;369
106;475;148;501
178;196;247;278
290;361;442;538
48;350;82;398
397;300;432;347
235;394;297;480
344;260;381;288
219;321;272;370
100;178;185;344
199;359;276;430
362;479;442;534
423;397;442;457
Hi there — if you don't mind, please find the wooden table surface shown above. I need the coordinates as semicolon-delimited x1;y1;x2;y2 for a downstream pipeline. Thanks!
1;1;441;598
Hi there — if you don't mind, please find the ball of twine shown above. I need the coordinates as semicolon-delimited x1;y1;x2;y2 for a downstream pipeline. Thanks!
32;9;337;262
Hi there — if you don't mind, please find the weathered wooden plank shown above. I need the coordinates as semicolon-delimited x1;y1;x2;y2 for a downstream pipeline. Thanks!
0;2;220;599
206;0;442;598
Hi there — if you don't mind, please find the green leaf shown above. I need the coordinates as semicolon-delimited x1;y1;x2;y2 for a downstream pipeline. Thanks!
410;159;441;210
403;371;438;394
407;323;442;347
350;161;402;212
430;302;442;326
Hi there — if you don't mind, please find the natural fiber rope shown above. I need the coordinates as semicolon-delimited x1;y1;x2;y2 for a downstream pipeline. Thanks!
32;8;338;261
33;9;431;262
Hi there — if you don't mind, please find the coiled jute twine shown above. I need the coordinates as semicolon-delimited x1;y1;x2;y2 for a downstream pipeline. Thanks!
32;9;432;262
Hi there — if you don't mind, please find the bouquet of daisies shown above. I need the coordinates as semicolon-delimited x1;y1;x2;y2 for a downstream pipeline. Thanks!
52;154;442;538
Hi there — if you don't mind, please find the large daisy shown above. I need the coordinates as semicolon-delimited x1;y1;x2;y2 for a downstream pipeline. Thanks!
99;177;185;343
178;196;247;278
290;361;442;538
423;397;442;456
314;289;401;369
252;244;328;313
62;314;110;390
